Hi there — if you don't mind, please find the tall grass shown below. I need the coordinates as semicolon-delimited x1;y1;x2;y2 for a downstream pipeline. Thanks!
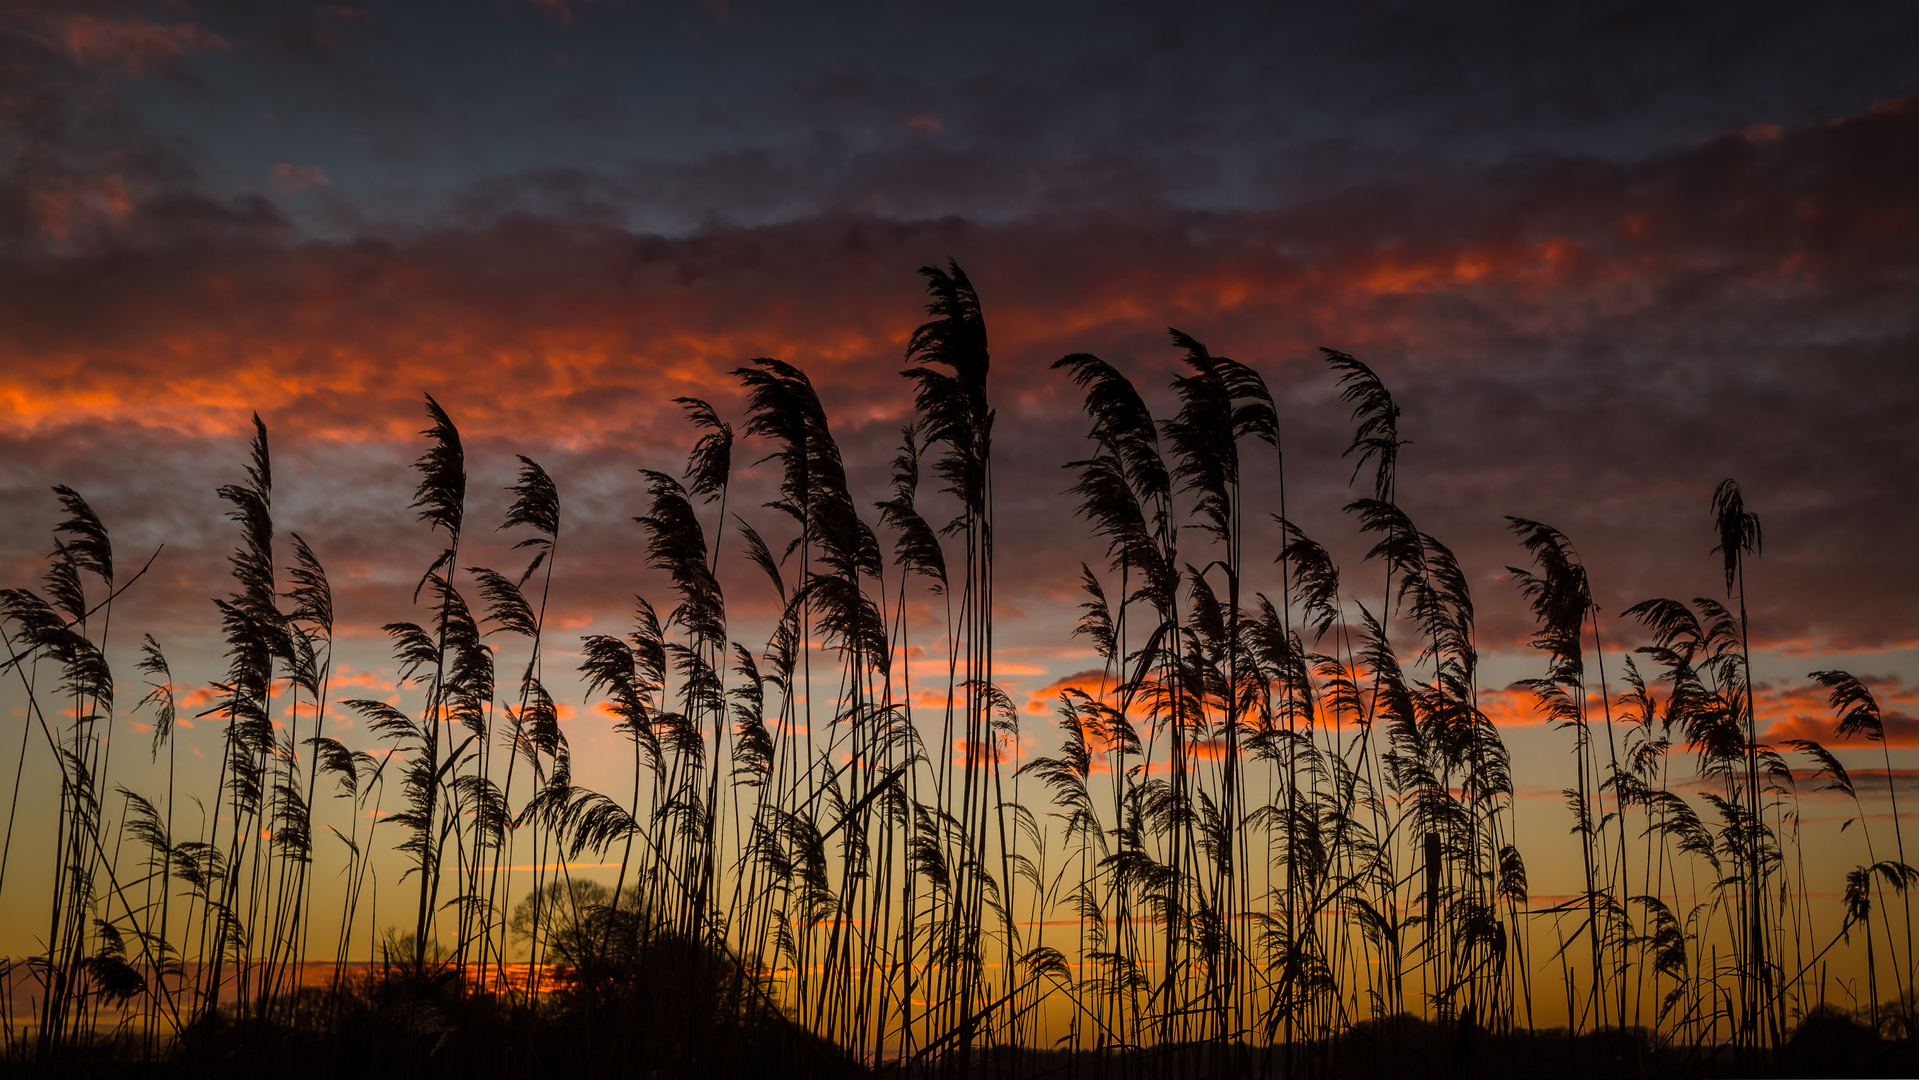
0;263;1911;1078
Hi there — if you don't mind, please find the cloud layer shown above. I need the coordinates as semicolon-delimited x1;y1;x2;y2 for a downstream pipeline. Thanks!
5;95;1917;674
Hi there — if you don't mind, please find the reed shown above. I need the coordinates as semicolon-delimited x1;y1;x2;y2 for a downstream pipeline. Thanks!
0;265;1910;1079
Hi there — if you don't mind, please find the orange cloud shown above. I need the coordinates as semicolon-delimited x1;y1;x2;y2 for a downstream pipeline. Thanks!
1480;684;1550;728
1760;674;1919;748
1023;668;1112;714
951;730;1032;767
331;667;396;692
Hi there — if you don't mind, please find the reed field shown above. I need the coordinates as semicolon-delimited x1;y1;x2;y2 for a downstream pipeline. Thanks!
0;263;1910;1078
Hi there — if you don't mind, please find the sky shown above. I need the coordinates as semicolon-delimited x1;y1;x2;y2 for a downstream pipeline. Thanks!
2;0;1918;978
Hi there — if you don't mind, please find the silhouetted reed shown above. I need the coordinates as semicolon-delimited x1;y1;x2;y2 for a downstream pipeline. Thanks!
0;263;1911;1080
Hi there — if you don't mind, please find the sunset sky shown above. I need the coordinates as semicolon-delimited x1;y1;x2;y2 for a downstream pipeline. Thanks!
3;0;1918;969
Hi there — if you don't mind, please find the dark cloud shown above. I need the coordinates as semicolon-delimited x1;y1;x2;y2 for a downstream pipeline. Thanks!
0;2;295;258
16;1;1910;237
